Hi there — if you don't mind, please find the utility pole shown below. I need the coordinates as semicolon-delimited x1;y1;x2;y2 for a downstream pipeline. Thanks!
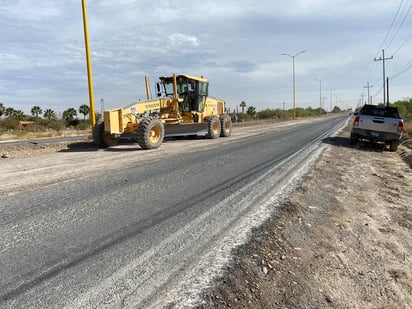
360;93;365;106
386;77;390;105
374;49;393;106
363;82;373;105
314;78;326;114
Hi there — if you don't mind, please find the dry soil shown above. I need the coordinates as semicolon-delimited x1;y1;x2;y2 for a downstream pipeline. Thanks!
198;127;412;309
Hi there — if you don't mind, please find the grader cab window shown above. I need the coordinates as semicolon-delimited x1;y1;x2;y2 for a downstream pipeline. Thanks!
177;79;202;112
197;81;208;112
157;77;208;113
198;81;208;96
163;81;174;97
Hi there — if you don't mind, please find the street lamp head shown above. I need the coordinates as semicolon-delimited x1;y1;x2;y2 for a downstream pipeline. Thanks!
282;50;306;58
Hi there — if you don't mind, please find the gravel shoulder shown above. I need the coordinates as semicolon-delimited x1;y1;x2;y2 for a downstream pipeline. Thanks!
199;126;412;308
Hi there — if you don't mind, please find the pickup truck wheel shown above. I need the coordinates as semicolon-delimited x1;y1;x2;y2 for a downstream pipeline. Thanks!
137;117;165;149
389;141;399;152
349;133;358;145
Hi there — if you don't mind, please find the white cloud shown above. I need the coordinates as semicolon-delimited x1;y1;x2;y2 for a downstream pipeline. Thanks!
168;33;200;47
1;0;62;21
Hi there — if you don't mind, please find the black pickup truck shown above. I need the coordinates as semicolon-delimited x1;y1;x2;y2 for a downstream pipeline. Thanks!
350;104;404;151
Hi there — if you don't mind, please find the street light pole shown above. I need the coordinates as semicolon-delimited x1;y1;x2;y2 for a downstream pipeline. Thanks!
329;89;334;113
282;50;306;119
314;78;326;114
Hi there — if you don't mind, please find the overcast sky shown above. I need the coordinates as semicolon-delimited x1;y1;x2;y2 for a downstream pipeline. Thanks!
1;0;412;115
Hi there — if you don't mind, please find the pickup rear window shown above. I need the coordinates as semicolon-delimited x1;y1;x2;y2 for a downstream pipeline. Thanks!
359;105;400;119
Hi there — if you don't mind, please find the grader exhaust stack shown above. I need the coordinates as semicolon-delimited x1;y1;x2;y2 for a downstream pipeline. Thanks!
145;76;152;100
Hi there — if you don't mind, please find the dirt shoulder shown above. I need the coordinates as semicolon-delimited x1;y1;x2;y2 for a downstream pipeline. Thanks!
198;128;412;308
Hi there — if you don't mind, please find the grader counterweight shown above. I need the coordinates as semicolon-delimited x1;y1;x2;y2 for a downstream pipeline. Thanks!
93;74;232;149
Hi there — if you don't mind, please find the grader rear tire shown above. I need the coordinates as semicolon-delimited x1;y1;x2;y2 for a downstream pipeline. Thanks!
220;114;232;137
137;117;165;149
206;116;221;139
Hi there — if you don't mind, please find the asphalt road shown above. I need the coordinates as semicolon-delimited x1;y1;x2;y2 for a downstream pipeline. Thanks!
0;116;347;308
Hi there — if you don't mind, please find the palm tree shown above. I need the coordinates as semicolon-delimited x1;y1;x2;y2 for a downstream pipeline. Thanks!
44;109;56;120
247;106;256;117
5;107;15;117
63;108;78;126
240;101;247;113
31;105;43;129
12;110;25;121
79;104;90;120
31;105;42;118
0;102;5;117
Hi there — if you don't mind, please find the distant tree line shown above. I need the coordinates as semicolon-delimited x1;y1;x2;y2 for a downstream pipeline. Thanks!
390;98;412;118
229;100;346;122
4;98;405;133
0;102;93;132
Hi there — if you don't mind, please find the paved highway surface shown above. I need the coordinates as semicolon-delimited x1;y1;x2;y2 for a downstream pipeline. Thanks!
0;116;347;308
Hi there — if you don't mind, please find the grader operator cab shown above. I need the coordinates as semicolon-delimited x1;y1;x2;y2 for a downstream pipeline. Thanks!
93;74;232;149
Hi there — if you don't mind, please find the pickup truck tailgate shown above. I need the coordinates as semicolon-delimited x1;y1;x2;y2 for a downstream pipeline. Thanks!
358;115;400;133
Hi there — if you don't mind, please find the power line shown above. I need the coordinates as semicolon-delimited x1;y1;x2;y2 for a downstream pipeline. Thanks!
369;1;411;82
373;84;384;99
380;0;405;50
392;32;412;56
381;1;411;74
386;3;412;50
390;59;412;79
368;0;412;95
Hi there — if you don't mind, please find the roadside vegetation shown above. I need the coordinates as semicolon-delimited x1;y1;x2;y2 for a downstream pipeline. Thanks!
2;98;410;139
229;102;345;122
0;102;98;139
391;99;412;135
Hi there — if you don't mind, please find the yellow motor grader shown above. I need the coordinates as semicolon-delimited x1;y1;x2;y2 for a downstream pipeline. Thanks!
93;74;232;149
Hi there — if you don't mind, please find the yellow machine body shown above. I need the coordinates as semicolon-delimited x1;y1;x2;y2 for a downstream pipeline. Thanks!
94;74;232;149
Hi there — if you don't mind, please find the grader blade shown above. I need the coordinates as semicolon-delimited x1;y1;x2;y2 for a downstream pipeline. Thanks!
164;123;208;137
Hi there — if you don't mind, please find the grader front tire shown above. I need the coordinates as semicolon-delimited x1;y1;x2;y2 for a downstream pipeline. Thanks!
137;117;165;149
